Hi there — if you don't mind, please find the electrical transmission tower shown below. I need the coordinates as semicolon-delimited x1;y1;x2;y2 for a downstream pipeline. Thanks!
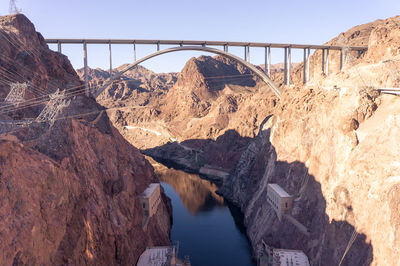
9;0;21;14
5;82;27;107
36;89;71;126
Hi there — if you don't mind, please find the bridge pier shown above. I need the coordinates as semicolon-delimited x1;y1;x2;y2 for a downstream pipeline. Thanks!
265;46;271;77
321;49;325;74
307;48;310;82
288;46;291;85
284;47;288;85
83;41;89;97
57;41;61;53
223;44;228;52
244;46;250;62
109;42;112;75
303;48;307;84
326;48;330;75
157;42;160;51
133;42;137;62
340;49;343;71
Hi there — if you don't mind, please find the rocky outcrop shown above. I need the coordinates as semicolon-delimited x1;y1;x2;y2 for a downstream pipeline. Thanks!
92;54;277;150
221;15;400;266
0;14;81;119
77;65;177;103
143;129;251;182
279;16;400;88
0;14;171;265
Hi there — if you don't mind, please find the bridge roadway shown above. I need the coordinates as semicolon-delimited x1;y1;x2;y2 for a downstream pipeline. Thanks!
45;39;368;98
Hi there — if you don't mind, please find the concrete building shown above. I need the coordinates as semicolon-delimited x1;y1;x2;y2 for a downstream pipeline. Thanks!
267;183;293;221
137;246;176;266
272;249;310;266
137;246;190;266
139;183;161;226
257;241;310;266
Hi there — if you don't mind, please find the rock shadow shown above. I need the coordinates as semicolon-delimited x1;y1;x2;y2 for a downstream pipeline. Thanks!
142;129;252;176
143;125;374;265
220;125;373;266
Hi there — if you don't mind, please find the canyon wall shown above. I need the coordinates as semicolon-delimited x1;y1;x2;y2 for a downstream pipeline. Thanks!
91;55;277;150
0;14;171;265
221;15;400;266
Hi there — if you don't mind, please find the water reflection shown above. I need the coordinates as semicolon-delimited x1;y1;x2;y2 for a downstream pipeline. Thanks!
150;159;255;266
155;164;224;215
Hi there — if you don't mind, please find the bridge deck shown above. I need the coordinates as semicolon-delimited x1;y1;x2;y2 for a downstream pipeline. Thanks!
45;39;368;51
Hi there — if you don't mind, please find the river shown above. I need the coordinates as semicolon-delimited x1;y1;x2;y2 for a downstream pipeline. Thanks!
153;163;255;266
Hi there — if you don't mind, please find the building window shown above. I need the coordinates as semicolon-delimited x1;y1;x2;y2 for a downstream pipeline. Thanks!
285;202;288;208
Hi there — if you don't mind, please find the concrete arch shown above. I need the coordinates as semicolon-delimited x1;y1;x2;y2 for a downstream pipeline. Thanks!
93;46;281;99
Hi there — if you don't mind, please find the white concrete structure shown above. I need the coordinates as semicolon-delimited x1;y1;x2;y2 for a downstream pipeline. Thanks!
137;246;176;266
258;241;310;266
267;184;293;221
139;183;161;224
272;249;310;266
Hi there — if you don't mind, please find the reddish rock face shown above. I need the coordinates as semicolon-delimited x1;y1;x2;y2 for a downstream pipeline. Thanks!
221;15;400;266
0;14;171;265
274;15;400;88
0;14;81;118
91;52;278;148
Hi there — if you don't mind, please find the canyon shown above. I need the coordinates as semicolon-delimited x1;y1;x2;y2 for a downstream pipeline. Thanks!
0;10;400;266
85;15;400;266
0;14;171;265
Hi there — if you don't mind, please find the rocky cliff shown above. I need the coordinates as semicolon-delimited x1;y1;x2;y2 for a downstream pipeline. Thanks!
91;54;277;151
77;65;177;104
0;14;171;265
221;15;400;266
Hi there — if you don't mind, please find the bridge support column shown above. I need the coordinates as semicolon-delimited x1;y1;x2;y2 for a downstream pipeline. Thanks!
133;42;137;62
265;46;271;77
247;46;250;62
321;49;325;74
57;41;62;53
109;42;112;75
307;48;311;82
268;46;271;77
244;46;247;62
284;47;288;85
340;49;343;71
83;41;89;97
303;48;307;84
157;42;160;51
288;47;291;85
326;48;330;75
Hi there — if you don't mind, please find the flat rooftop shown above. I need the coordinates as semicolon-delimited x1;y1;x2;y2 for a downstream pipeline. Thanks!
273;249;310;266
136;246;174;266
268;183;291;198
140;183;160;198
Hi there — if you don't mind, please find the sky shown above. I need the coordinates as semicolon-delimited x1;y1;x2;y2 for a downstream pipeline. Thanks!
1;0;399;73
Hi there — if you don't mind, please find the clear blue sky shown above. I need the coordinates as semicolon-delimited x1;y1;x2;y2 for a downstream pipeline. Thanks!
1;0;399;73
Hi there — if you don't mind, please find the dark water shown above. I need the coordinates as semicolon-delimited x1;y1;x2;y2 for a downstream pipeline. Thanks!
155;166;255;266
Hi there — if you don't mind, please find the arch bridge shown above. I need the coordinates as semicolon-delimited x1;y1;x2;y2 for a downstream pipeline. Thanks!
45;39;368;99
